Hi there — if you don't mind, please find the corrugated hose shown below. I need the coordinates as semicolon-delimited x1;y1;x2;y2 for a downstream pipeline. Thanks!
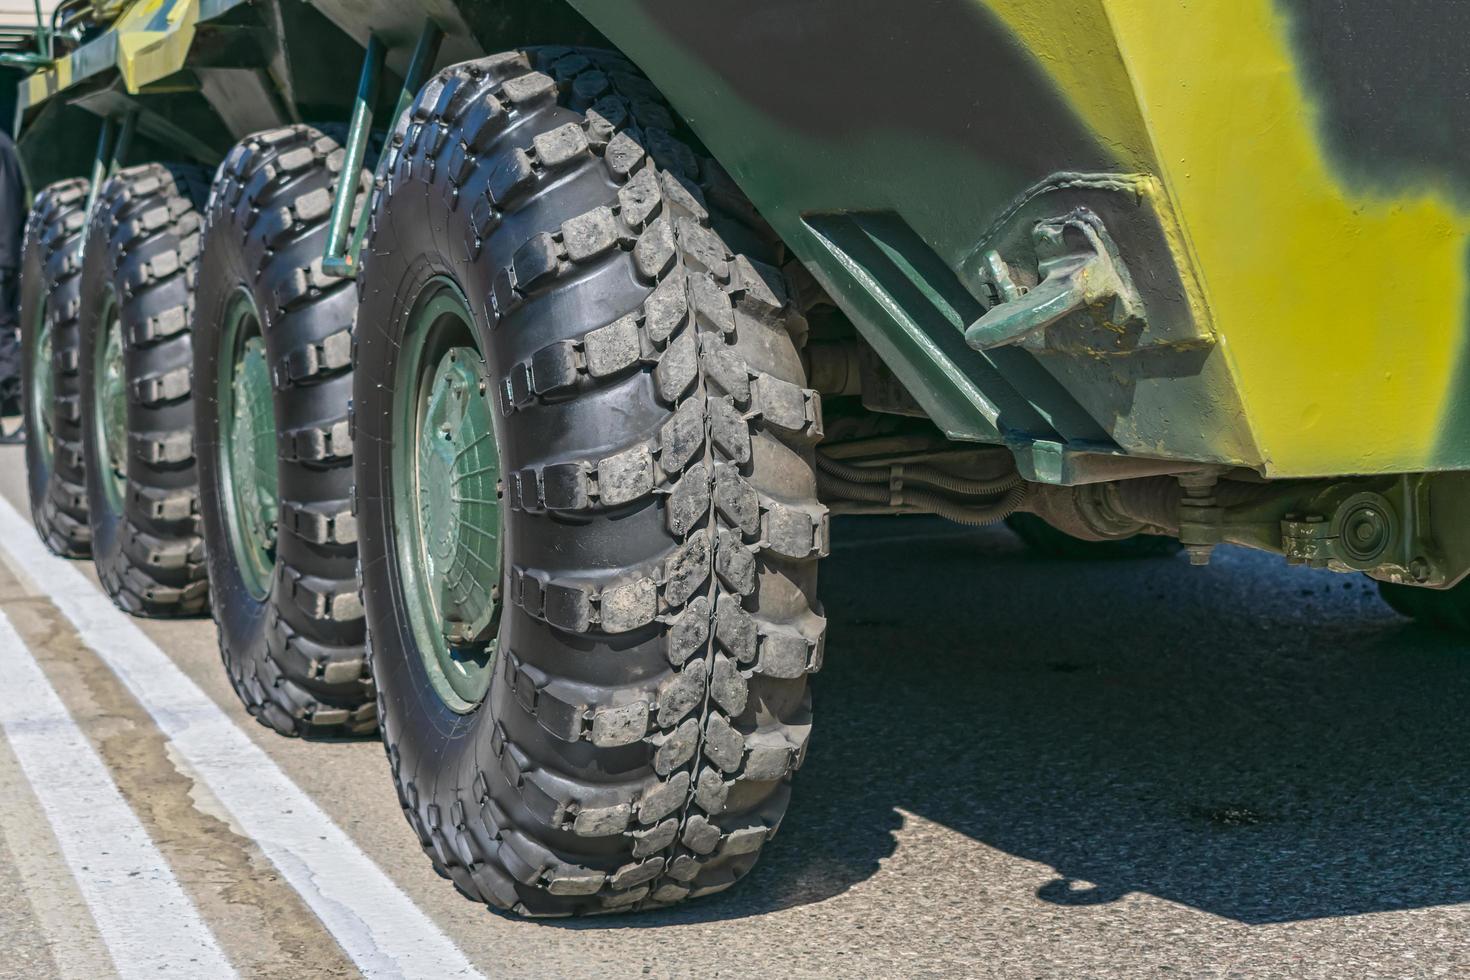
815;454;1029;526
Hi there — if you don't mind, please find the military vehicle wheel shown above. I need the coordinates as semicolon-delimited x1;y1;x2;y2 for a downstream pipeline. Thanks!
1006;512;1182;560
194;126;376;737
1378;579;1470;631
21;179;92;557
77;164;210;615
355;49;827;914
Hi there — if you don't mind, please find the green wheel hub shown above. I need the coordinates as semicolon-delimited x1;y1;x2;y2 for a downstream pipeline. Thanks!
29;300;54;467
393;281;502;712
217;291;279;600
93;294;127;511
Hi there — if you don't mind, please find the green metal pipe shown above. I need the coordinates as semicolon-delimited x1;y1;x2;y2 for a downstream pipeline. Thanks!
31;0;46;57
321;34;385;279
387;23;447;146
110;111;137;175
330;22;443;279
340;22;445;279
80;116;117;252
73;111;135;258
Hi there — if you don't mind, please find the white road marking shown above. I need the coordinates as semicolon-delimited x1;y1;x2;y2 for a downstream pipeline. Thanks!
0;728;117;979
0;609;236;980
0;498;483;980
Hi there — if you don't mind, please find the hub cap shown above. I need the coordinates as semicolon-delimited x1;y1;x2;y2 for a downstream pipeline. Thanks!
29;301;54;467
217;292;278;600
93;295;127;511
393;282;502;711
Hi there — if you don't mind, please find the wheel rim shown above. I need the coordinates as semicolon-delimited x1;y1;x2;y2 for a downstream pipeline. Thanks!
392;279;502;712
217;290;279;601
29;297;54;468
92;291;127;512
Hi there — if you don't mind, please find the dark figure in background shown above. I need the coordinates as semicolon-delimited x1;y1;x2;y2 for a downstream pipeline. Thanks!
0;128;24;440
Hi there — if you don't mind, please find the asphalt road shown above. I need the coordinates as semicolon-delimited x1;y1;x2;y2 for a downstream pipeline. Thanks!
1;442;1468;978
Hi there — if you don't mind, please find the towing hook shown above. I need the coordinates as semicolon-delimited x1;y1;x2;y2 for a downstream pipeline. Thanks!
964;208;1145;352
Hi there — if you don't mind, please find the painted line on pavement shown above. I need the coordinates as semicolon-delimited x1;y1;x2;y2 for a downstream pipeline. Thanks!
0;497;483;979
0;608;236;979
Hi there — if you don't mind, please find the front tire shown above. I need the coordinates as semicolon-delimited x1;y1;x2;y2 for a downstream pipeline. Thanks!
77;164;210;615
356;49;827;914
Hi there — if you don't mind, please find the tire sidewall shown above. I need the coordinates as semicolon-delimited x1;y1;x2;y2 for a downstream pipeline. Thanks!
356;252;483;773
193;126;376;734
21;182;91;555
20;199;54;519
76;209;127;578
77;167;209;611
194;198;270;658
357;71;608;795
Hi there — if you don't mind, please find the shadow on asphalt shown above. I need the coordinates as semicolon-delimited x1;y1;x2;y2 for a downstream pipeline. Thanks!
552;515;1470;929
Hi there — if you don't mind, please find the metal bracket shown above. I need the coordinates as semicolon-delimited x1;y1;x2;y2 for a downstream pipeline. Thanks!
965;208;1146;352
1282;483;1430;582
0;51;50;69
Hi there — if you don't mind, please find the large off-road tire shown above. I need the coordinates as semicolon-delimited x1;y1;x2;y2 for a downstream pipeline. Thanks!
194;126;375;737
21;179;92;556
355;48;828;915
76;164;210;616
1006;512;1182;560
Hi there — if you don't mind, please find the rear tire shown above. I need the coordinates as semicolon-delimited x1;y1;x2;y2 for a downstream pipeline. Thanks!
21;179;91;556
356;49;827;914
1378;578;1470;631
194;126;376;737
77;164;210;616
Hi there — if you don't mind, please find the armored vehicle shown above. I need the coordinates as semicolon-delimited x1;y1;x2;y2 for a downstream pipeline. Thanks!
9;0;1469;915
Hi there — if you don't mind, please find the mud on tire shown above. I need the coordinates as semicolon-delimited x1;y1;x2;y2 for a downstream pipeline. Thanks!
77;164;211;615
194;126;376;737
355;48;828;914
21;179;92;556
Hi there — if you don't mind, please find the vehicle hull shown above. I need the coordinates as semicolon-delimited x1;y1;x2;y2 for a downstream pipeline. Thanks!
15;0;1469;479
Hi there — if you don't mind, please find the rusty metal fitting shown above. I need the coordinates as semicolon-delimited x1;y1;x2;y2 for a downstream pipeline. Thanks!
1176;471;1223;566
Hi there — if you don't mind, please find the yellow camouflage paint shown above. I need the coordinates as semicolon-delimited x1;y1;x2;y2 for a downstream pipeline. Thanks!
22;50;72;110
19;0;196;111
114;0;197;94
986;0;1470;477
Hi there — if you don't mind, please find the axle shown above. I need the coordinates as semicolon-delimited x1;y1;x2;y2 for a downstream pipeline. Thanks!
816;438;1470;589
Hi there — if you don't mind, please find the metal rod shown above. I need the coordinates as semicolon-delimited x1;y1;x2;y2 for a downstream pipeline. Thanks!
321;34;385;279
340;22;444;277
388;22;446;143
110;110;138;176
31;0;46;56
79;116;116;254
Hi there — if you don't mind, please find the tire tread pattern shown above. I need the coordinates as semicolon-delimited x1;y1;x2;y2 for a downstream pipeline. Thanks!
81;164;210;615
364;47;826;915
21;179;93;556
200;125;375;737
